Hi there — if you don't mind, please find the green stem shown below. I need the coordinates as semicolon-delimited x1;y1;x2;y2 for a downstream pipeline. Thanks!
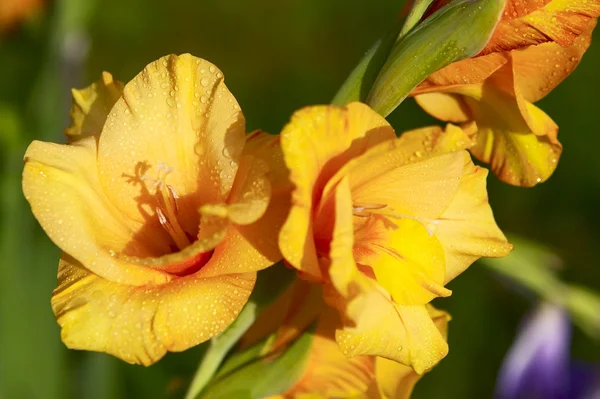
185;302;258;399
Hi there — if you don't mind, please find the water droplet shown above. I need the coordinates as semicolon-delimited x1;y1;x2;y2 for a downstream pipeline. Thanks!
209;65;216;73
200;77;210;87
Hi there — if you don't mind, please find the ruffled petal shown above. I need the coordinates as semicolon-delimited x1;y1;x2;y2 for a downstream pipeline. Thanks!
279;103;394;280
65;72;124;142
436;153;513;283
23;137;172;285
97;54;246;234
52;254;255;365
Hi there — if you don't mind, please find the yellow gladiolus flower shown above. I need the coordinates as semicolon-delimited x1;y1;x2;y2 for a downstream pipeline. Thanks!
22;54;283;365
278;102;512;373
411;0;599;186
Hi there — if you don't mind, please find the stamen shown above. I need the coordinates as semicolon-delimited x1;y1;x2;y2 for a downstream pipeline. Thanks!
352;203;440;236
142;163;191;250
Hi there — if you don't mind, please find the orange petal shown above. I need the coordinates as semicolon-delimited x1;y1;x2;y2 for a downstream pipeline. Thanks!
508;21;595;102
279;103;395;280
482;0;600;54
97;54;246;234
65;71;124;142
52;254;255;365
436;153;513;283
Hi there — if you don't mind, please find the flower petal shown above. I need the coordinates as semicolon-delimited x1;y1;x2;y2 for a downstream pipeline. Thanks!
349;149;466;220
97;54;246;234
279;103;394;280
416;77;562;186
482;0;600;54
506;22;594;102
65;71;124;142
52;254;255;365
436;152;513;283
375;305;450;399
336;299;448;375
328;177;448;374
354;217;450;305
23;137;172;285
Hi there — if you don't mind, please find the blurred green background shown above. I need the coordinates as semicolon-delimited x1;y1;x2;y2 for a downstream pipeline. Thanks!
1;0;599;398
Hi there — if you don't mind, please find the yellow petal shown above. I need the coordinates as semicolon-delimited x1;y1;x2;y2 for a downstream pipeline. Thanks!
374;305;450;399
355;217;450;305
336;298;448;375
436;153;513;283
349;149;465;220
97;54;245;233
23;137;172;285
279;103;394;280
52;254;255;365
65;71;124;142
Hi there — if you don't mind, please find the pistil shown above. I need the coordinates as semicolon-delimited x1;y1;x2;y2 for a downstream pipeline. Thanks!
352;203;440;236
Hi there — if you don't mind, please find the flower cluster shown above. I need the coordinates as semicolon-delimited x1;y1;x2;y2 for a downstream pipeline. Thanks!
21;0;599;396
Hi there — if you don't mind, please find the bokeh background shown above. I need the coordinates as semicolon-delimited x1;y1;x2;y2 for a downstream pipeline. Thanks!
1;0;599;398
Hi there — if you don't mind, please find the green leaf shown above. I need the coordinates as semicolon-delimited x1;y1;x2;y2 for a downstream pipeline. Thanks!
198;326;316;399
367;0;506;117
480;235;600;339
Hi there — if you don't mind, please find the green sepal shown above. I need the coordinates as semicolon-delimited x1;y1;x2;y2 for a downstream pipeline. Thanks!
367;0;506;117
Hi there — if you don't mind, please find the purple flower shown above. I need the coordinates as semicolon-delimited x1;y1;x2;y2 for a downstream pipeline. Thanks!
495;303;600;399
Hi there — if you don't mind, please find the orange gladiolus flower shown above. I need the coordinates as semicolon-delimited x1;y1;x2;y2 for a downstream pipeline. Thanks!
411;0;600;186
22;54;283;365
278;102;511;373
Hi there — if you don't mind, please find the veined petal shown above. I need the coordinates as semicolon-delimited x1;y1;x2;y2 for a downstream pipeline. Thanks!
505;22;594;102
279;103;394;280
52;254;255;366
65;71;124;142
437;153;512;283
23;137;172;285
349;149;465;220
97;54;246;235
482;0;600;54
375;305;450;399
354;217;450;305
